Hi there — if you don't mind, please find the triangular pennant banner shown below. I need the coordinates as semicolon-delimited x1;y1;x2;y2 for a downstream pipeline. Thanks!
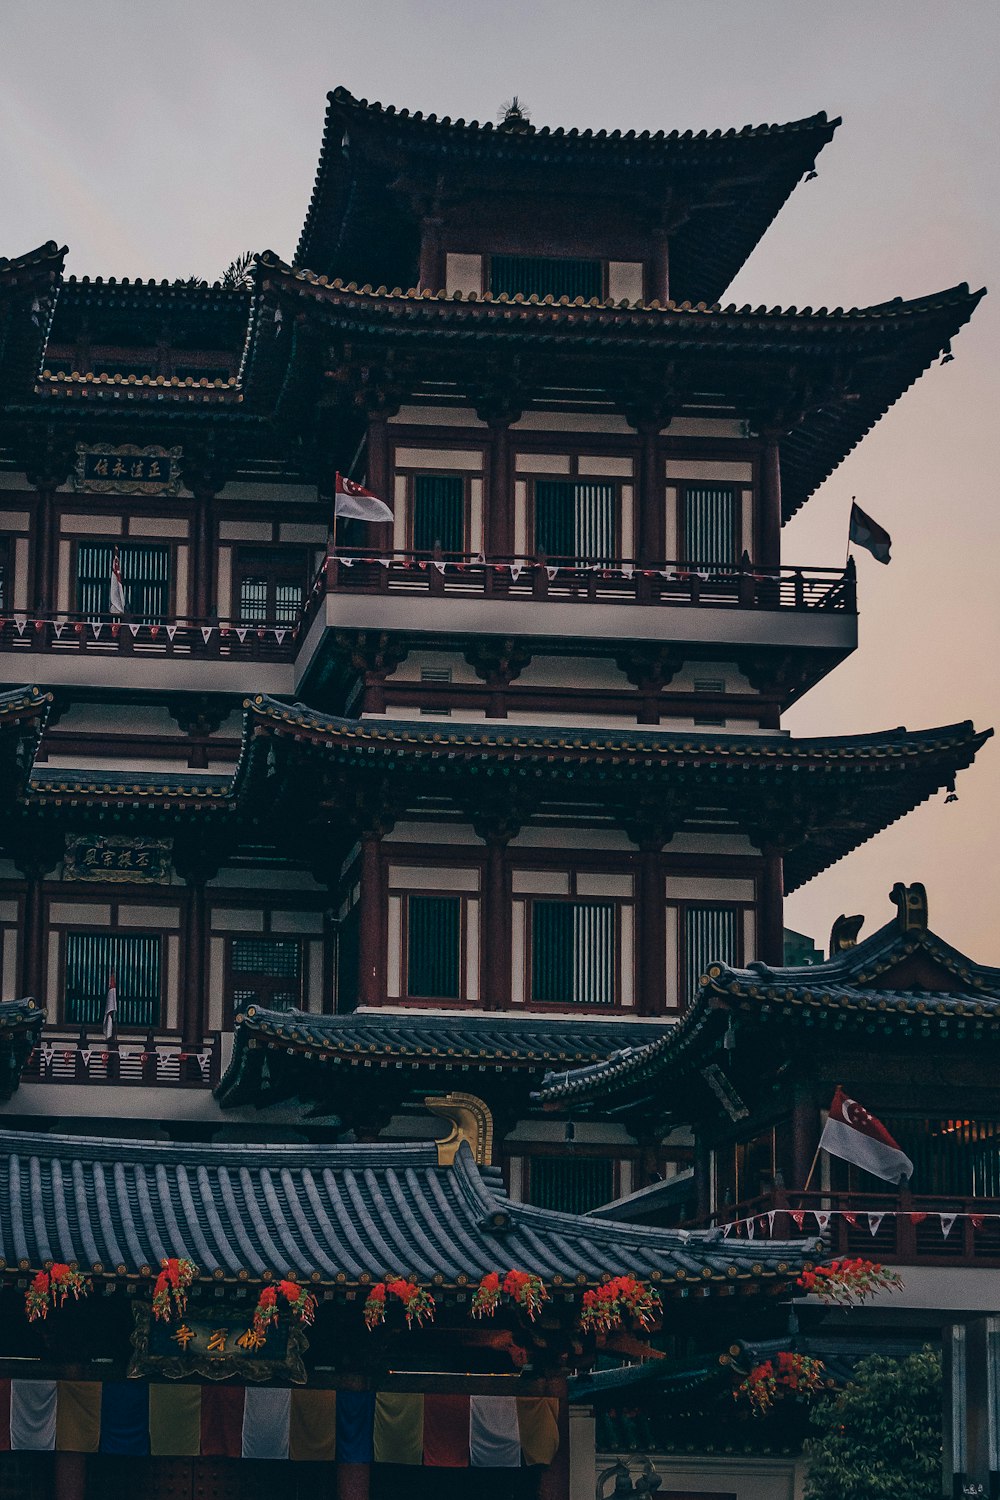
813;1211;832;1233
509;564;524;580
165;625;178;642
722;1222;733;1238
791;1210;806;1230
909;1212;928;1225
746;1217;755;1239
339;556;355;567
273;629;287;645
432;561;446;574
868;1213;885;1236
53;622;65;639
149;625;160;639
14;619;26;636
970;1215;987;1230
235;628;249;643
91;622;103;639
940;1214;958;1239
128;623;141;637
767;1211;777;1235
546;566;560;580
843;1212;860;1228
621;564;634;578
201;627;213;643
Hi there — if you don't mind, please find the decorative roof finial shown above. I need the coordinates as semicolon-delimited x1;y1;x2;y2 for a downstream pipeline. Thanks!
426;1091;494;1165
498;96;533;134
829;913;864;956
889;881;928;933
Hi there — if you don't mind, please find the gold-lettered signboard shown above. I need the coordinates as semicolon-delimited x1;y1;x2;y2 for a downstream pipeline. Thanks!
129;1304;308;1383
74;443;182;497
63;834;173;884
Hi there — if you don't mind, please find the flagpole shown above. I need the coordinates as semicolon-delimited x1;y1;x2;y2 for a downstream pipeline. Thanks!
845;497;854;568
802;1143;823;1194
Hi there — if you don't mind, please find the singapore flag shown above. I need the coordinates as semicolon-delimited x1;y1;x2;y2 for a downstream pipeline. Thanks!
819;1087;913;1184
334;472;393;523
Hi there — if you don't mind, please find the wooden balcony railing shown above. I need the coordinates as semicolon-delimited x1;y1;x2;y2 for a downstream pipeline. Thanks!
0;613;299;662
23;1029;222;1088
300;550;856;631
690;1189;1000;1267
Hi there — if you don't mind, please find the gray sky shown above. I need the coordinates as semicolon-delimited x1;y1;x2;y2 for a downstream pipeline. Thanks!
3;0;998;959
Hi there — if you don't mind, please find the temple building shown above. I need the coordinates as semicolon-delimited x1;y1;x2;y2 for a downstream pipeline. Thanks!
0;87;990;1499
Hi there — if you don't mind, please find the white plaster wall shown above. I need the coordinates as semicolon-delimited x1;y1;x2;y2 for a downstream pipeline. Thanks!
389;405;487;428
394;446;483;471
445;253;484;296
512;412;635;434
607;261;644;302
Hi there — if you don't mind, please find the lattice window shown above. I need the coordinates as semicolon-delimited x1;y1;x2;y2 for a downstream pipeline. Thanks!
229;937;303;1015
489;255;604;301
64;931;162;1029
682;483;739;565
534;479;617;564
235;546;307;624
406;894;462;1000
76;541;171;620
528;1156;616;1214
531;900;617;1005
412;474;465;554
682;905;741;1004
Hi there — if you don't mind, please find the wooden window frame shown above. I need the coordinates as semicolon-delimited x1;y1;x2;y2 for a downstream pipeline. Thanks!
526;892;624;1010
671;899;749;1008
400;889;469;1003
230;544;310;624
527;474;623;562
223;935;304;1027
406;473;472;557
71;536;177;618
485;253;608;302
58;925;166;1032
522;1149;621;1213
675;480;749;567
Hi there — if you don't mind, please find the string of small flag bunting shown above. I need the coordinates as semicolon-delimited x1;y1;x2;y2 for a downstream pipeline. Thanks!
1;620;298;644
36;1045;210;1073
722;1208;996;1240
328;555;740;583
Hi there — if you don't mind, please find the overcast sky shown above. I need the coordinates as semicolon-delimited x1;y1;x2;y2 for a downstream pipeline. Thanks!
3;0;998;959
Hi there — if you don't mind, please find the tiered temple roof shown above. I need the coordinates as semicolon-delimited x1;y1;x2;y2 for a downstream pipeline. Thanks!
0;1130;812;1289
296;88;840;303
536;883;1000;1119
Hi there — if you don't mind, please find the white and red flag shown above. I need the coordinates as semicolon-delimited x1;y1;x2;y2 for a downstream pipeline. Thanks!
819;1086;913;1184
334;472;393;524
103;969;118;1041
109;546;128;614
849;501;892;564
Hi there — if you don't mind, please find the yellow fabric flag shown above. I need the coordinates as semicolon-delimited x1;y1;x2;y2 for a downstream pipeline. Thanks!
517;1397;560;1466
149;1384;201;1456
373;1392;424;1466
289;1389;336;1462
55;1382;102;1452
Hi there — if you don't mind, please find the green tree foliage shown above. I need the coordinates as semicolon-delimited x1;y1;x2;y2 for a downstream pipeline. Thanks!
804;1349;942;1500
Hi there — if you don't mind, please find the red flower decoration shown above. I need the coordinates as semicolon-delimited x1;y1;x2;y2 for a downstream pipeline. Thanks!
796;1257;903;1306
364;1278;435;1330
579;1276;661;1334
152;1257;198;1322
25;1264;91;1322
734;1352;826;1416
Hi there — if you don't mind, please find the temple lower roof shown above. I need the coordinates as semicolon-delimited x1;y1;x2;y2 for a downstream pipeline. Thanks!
215;1006;672;1110
535;883;1000;1114
0;1130;811;1288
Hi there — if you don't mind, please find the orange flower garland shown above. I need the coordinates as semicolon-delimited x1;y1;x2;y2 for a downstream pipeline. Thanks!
250;1279;317;1338
363;1278;435;1330
734;1351;826;1416
796;1257;903;1306
152;1257;198;1322
24;1264;91;1322
470;1270;547;1320
580;1275;661;1333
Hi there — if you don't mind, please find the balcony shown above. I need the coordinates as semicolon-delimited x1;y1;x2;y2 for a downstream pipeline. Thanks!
0;612;297;695
18;1027;221;1090
693;1189;1000;1269
294;550;857;694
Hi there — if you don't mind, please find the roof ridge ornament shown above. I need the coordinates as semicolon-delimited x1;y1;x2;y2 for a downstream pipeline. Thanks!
889;881;928;933
426;1091;494;1165
829;913;865;956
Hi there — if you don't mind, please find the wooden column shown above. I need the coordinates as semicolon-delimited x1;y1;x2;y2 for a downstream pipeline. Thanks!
637;845;666;1015
487;418;514;558
365;410;394;554
181;874;208;1048
482;836;512;1010
694;1137;712;1221
759;435;783;568
191;483;215;619
538;1378;571;1500
649;229;670;304
32;482;58;613
791;1082;818;1190
358;831;384;1007
636;421;664;567
418;218;445;293
759;848;785;966
19;868;46;1001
